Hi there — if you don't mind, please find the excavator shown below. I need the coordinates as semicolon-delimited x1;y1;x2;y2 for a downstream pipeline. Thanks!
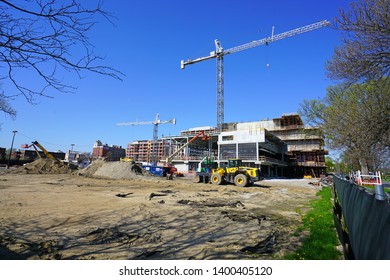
21;141;58;161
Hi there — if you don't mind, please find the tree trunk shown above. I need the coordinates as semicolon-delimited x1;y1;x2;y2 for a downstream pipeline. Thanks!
359;158;369;174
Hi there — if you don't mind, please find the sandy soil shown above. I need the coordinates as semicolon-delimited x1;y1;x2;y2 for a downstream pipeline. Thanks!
0;163;323;260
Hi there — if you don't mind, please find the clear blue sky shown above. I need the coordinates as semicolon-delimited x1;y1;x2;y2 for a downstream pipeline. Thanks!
1;0;352;153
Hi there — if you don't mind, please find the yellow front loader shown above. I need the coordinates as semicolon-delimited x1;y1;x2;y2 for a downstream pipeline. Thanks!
210;159;262;187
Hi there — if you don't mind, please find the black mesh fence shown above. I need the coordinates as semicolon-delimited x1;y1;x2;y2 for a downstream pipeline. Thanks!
332;176;390;259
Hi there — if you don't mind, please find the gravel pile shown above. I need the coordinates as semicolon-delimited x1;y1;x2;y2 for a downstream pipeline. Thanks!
79;159;150;179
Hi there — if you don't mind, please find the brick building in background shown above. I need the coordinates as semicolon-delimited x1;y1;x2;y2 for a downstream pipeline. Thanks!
92;140;125;161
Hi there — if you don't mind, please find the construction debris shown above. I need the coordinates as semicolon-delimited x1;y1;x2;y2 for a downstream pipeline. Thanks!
240;231;278;254
115;192;133;198
148;192;167;200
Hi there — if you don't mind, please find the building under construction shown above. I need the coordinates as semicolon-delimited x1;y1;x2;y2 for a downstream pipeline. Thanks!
125;113;327;178
265;114;327;178
126;139;171;163
221;113;328;178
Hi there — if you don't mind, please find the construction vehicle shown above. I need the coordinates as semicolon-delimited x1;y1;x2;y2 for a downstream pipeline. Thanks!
120;157;134;163
193;156;217;183
210;159;262;187
21;141;58;161
197;156;216;173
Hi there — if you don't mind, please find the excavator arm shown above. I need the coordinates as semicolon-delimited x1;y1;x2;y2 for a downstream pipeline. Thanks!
31;141;55;160
22;141;57;161
166;131;209;164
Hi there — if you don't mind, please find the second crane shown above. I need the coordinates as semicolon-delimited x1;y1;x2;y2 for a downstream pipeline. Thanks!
117;113;176;165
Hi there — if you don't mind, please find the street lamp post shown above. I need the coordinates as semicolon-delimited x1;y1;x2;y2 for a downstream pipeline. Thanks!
7;130;18;169
69;144;75;162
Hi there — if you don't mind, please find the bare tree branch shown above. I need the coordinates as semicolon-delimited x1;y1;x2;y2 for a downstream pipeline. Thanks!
326;0;390;82
0;0;124;115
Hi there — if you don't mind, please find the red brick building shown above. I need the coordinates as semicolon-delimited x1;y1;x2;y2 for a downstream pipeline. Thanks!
92;140;125;161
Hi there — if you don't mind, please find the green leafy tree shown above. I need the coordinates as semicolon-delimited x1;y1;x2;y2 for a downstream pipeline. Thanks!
0;0;123;118
300;79;389;174
325;156;336;173
301;0;390;174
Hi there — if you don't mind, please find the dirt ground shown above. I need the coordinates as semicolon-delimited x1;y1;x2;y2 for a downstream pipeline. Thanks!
0;160;323;260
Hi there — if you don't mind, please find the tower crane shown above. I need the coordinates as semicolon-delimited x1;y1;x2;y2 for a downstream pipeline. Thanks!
181;20;330;130
117;113;176;164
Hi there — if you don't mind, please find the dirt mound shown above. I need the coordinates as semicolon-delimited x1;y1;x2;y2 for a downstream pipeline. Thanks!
14;158;73;174
78;158;105;177
79;160;150;179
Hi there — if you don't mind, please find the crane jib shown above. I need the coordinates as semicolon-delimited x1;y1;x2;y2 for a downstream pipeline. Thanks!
224;20;330;55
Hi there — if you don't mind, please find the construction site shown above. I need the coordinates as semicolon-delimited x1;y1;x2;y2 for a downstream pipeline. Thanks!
0;90;330;261
0;157;326;260
114;20;330;180
0;20;333;260
122;113;327;179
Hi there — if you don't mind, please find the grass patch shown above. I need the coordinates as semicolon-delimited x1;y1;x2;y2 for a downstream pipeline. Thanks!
284;186;343;260
362;185;390;194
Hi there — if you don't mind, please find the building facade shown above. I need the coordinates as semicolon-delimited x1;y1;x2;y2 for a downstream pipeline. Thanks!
223;114;327;177
126;139;171;164
217;127;287;177
92;140;125;161
270;114;327;177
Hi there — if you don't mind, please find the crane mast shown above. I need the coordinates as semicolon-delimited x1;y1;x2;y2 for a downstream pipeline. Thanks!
181;20;330;130
117;113;176;164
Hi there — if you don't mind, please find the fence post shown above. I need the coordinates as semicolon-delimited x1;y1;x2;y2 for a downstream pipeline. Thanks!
375;185;386;201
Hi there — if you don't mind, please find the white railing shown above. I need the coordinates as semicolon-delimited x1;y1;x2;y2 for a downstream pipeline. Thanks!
351;171;382;186
349;171;386;201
